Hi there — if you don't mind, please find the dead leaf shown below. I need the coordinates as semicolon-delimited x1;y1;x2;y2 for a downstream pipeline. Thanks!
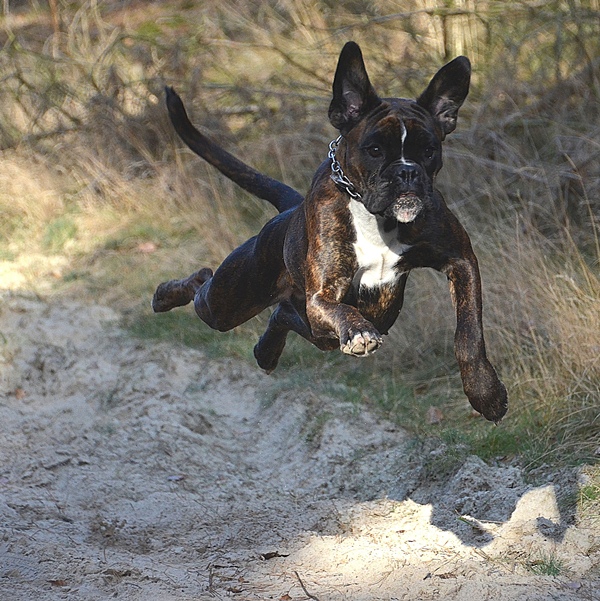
48;579;68;587
414;383;429;395
14;388;26;400
137;241;157;253
280;594;293;600
426;406;443;424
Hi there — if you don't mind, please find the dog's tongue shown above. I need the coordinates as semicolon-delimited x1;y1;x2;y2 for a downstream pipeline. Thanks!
396;209;418;223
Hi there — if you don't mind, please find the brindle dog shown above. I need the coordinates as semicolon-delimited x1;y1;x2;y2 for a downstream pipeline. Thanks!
153;42;508;423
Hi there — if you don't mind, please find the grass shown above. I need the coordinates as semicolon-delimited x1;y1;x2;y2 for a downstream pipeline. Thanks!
127;310;255;362
578;467;600;527
0;0;598;473
527;552;564;577
42;216;78;251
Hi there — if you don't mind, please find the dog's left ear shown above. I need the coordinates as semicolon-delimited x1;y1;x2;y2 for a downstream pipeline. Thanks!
417;56;471;140
328;41;382;135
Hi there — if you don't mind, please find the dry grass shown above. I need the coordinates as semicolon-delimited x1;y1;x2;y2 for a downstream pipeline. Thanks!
0;0;598;466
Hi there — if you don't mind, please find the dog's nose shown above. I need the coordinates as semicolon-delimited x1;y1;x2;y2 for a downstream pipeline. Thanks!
398;163;420;186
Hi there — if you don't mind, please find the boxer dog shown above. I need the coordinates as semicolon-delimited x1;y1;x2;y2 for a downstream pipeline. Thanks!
153;42;508;423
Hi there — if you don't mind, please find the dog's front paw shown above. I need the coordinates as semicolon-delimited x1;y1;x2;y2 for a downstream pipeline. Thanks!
340;326;382;356
463;362;508;424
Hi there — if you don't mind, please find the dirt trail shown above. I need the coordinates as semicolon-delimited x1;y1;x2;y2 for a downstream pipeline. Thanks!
0;291;598;600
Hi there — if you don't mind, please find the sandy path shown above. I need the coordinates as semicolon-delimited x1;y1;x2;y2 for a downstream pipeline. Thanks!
0;291;598;600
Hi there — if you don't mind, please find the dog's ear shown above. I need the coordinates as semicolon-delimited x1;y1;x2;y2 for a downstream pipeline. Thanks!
417;56;471;139
328;42;381;135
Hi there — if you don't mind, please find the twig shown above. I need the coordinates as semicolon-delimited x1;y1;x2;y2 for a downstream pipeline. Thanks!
294;571;320;601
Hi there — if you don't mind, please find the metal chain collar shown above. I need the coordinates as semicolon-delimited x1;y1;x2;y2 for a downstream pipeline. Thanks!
328;135;362;200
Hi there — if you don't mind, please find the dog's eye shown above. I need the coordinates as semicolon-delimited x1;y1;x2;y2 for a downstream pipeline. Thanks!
424;146;436;160
366;145;383;158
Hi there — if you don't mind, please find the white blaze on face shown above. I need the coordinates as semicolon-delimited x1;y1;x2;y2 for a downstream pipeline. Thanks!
399;119;417;167
400;119;407;159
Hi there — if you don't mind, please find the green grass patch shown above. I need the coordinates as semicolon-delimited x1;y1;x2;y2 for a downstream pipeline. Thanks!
527;553;564;577
102;223;172;252
0;214;24;242
579;468;600;522
165;14;191;30
136;21;164;42
304;410;333;445
42;216;78;252
440;421;524;462
581;483;600;504
126;309;254;361
0;248;16;261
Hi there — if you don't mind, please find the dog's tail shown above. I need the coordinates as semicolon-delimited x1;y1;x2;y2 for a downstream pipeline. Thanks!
165;87;304;214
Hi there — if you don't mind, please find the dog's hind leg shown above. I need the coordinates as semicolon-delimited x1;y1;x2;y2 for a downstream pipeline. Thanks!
152;268;213;313
254;302;304;373
254;301;338;373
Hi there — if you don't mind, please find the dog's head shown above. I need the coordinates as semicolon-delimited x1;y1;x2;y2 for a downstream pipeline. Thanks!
328;42;470;223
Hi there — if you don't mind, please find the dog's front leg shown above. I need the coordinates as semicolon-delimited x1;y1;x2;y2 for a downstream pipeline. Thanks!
308;292;383;356
305;270;383;357
444;256;508;423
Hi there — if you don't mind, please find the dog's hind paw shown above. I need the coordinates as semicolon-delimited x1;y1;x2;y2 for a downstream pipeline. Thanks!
340;328;382;356
152;268;213;313
254;332;287;374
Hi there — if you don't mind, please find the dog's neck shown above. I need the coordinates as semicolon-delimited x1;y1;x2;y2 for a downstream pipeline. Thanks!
328;136;362;199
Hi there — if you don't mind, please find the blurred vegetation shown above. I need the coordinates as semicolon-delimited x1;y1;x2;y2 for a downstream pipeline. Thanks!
0;0;598;470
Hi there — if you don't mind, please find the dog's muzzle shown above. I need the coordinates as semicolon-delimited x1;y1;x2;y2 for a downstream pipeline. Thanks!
328;138;426;223
382;193;424;223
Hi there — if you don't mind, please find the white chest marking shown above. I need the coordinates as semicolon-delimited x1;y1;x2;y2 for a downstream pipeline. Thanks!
349;199;411;289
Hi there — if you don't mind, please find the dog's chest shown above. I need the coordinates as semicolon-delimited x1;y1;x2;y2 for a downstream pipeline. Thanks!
349;199;410;289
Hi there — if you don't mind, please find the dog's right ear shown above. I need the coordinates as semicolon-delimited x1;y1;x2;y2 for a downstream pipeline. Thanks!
417;56;471;140
328;42;381;135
